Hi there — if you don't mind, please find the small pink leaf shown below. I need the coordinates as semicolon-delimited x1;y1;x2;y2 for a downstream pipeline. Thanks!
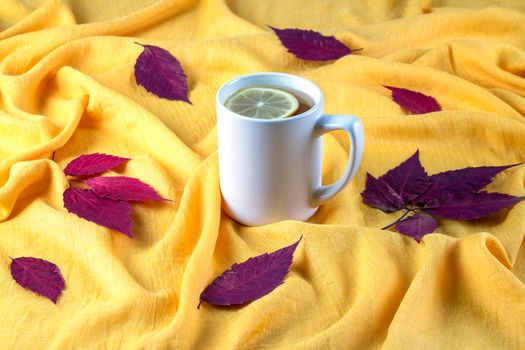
425;191;524;220
199;237;302;307
269;26;352;61
395;213;437;242
64;153;129;177
361;173;405;212
10;257;65;303
84;176;165;201
134;43;190;103
63;188;132;237
384;86;441;114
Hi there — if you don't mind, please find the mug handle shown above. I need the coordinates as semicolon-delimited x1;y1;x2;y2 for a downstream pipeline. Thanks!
312;114;364;206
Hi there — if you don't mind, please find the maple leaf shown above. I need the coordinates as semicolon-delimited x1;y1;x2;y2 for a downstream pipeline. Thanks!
416;164;521;203
361;173;405;212
425;191;524;220
361;151;524;241
395;213;438;242
379;150;431;203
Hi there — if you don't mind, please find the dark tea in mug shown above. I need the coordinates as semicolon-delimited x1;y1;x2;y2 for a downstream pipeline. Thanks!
224;85;314;119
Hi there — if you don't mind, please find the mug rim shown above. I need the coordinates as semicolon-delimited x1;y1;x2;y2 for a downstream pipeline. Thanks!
216;72;323;123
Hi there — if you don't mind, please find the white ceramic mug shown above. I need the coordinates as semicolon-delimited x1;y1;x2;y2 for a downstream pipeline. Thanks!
216;72;364;226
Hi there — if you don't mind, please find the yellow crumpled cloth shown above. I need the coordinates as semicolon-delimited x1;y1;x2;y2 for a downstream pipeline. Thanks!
0;0;524;348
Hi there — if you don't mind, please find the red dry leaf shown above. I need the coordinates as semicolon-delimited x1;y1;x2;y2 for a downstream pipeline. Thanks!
199;237;302;308
269;26;353;61
416;164;521;203
361;149;524;241
361;173;405;212
384;86;441;114
63;188;132;238
134;43;190;103
379;150;431;203
10;257;65;303
395;213;437;243
84;176;165;201
424;191;524;220
64;153;129;177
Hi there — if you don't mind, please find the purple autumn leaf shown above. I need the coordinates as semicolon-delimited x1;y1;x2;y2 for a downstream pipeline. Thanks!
384;86;441;114
379;150;431;203
424;191;525;220
134;43;190;103
416;163;521;203
199;237;302;308
361;173;405;212
395;213;438;243
269;26;352;61
64;153;129;177
10;257;65;304
63;188;132;238
84;176;165;202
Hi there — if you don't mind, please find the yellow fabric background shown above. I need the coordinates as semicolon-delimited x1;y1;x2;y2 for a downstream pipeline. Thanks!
0;0;524;348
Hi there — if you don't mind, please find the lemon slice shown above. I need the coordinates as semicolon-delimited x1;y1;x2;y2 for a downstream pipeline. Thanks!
225;87;299;119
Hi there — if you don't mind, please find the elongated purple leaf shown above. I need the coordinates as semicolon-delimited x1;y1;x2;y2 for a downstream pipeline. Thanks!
84;176;165;201
64;153;129;177
134;43;190;103
269;26;352;61
379;150;431;203
63;188;132;237
361;173;405;212
395;213;437;242
199;237;302;307
10;257;65;303
416;164;521;203
384;86;441;114
425;191;524;220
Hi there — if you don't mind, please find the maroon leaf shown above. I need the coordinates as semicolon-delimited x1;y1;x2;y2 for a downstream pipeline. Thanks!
84;176;165;202
134;43;190;103
10;257;65;303
63;188;132;237
64;153;129;177
269;26;352;61
361;173;405;212
416;164;521;203
395;213;437;242
424;191;524;220
379;150;431;203
199;237;302;307
384;86;441;114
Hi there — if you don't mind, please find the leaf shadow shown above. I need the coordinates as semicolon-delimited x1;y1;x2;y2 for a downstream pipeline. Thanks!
461;207;515;232
129;200;173;244
198;302;250;311
111;162;129;174
129;206;145;242
437;207;515;238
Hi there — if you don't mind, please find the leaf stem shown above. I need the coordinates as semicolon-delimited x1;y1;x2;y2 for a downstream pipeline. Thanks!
381;209;414;230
